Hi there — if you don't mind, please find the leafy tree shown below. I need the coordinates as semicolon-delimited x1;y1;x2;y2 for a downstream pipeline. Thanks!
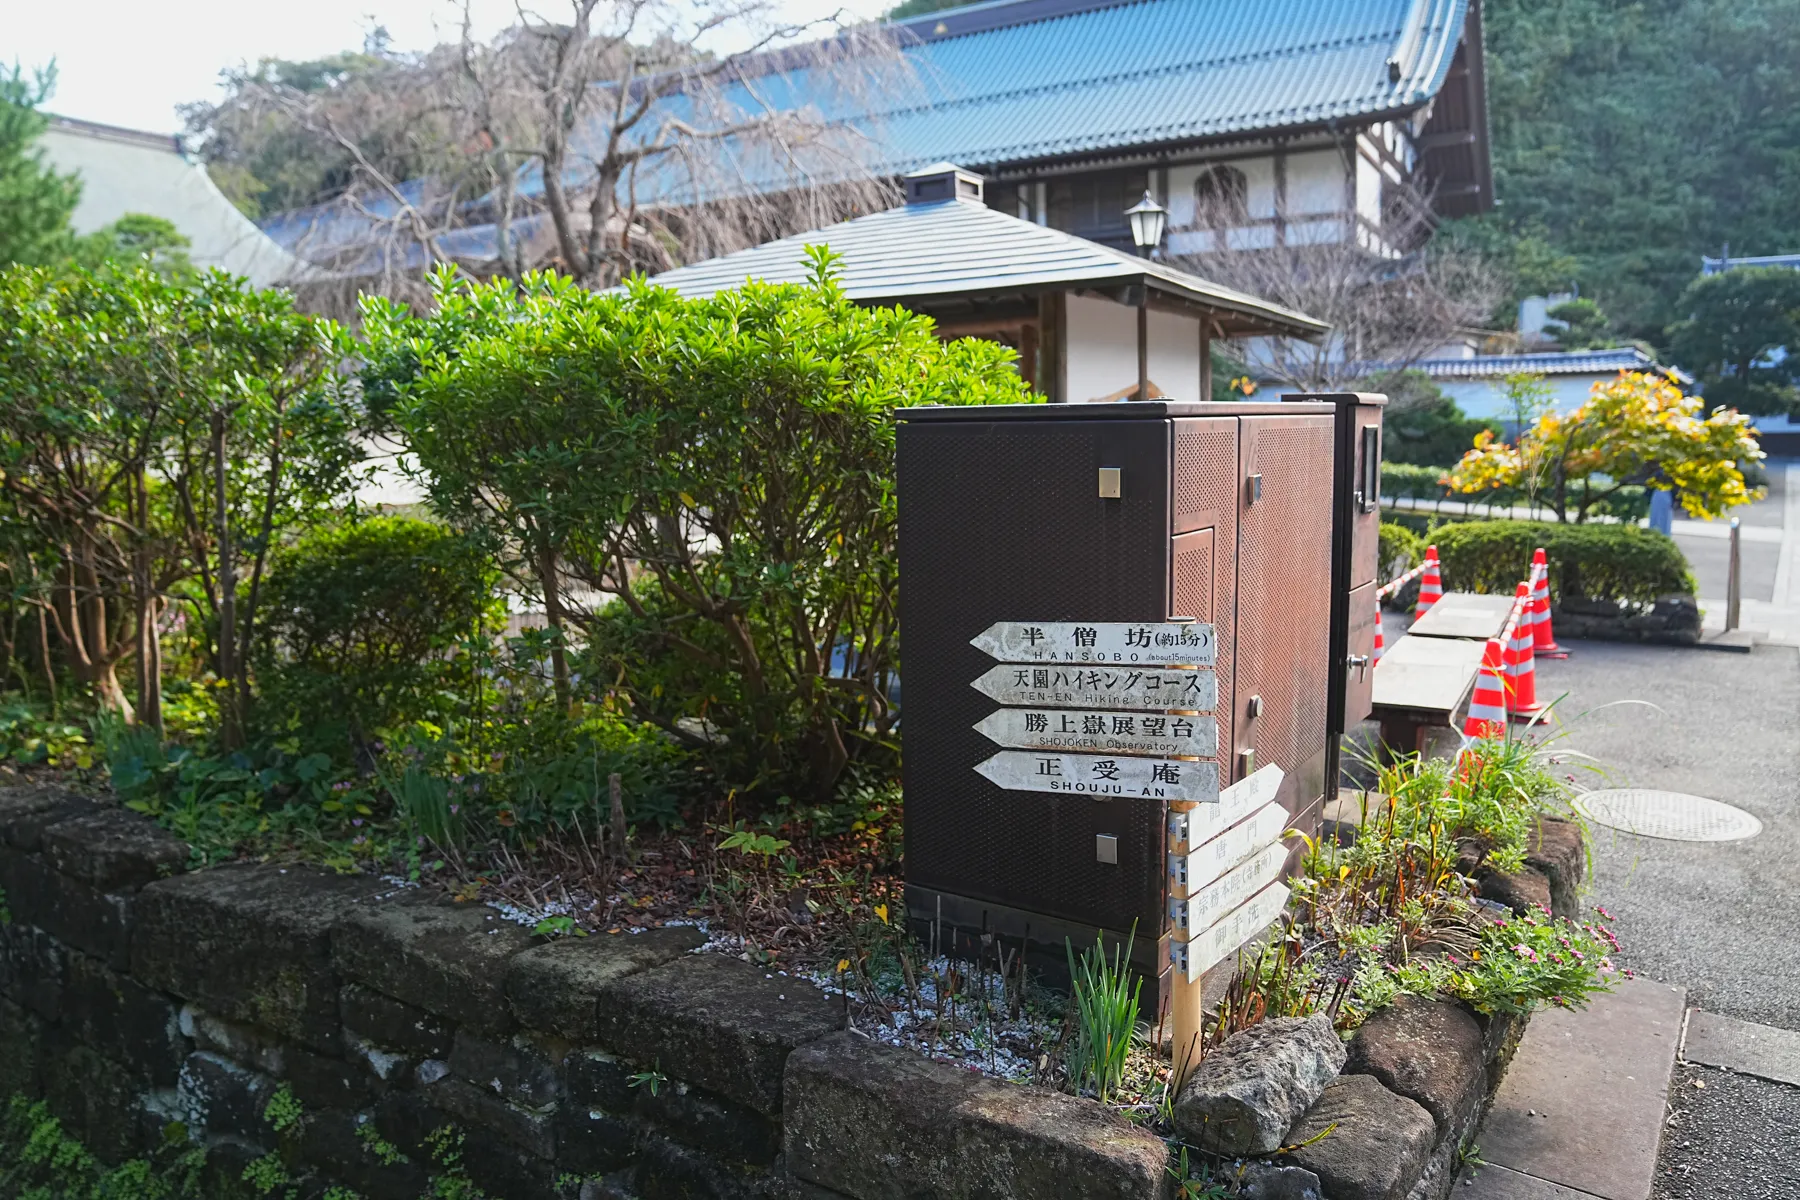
1475;0;1800;339
1447;370;1763;522
370;249;1032;801
255;516;503;755
69;214;194;279
1545;298;1612;350
0;64;80;267
0;263;359;736
1665;266;1800;416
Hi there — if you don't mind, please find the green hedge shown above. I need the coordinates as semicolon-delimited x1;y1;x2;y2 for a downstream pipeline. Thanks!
1379;463;1653;523
1431;520;1695;608
1378;521;1426;584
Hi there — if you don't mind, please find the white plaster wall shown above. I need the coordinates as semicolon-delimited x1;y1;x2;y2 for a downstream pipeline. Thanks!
1355;151;1383;226
1439;376;1602;424
1167;157;1277;228
1066;293;1140;402
1148;308;1204;403
1063;294;1204;403
1285;149;1347;216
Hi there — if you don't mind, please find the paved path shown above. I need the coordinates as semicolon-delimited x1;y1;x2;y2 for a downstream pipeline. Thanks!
1457;636;1800;1197
1467;980;1687;1200
1686;460;1800;645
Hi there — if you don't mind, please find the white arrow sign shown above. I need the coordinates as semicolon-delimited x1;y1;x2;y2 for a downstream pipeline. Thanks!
973;751;1220;802
970;664;1217;713
971;622;1216;666
973;708;1218;758
1168;763;1286;851
1170;841;1289;939
1169;803;1290;897
1170;881;1290;982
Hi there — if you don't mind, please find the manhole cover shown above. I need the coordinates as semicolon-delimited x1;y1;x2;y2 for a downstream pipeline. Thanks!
1573;789;1763;842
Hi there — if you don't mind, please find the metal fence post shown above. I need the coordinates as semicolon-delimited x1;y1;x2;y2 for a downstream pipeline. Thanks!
1726;516;1742;632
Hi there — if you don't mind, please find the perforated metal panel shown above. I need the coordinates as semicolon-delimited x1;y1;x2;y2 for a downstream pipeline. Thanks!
1171;417;1240;769
897;416;1172;942
1234;416;1336;815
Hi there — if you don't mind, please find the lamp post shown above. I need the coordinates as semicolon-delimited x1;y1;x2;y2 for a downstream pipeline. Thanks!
1125;190;1167;259
1125;191;1166;400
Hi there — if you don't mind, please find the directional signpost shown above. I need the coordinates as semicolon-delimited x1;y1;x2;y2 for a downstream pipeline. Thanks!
965;619;1286;1072
970;621;1217;666
974;751;1220;802
974;708;1218;758
969;664;1218;713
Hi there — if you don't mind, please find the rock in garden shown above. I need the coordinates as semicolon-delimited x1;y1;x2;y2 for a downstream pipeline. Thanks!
1173;1012;1346;1154
1343;994;1485;1134
1474;863;1553;916
1525;815;1586;919
1234;1158;1324;1200
1285;1073;1435;1200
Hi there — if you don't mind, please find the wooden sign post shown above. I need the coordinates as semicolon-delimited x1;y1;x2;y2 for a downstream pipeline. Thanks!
965;621;1291;1082
1166;763;1288;1081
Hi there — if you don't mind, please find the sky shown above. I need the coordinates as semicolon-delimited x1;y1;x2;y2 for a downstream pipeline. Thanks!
6;0;889;134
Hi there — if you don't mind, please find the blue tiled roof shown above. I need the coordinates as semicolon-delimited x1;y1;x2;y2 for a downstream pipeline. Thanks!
841;0;1470;176
263;0;1471;259
1355;347;1691;382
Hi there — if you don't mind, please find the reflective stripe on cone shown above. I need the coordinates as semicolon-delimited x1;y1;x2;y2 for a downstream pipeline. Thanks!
1417;546;1444;617
1462;636;1509;740
1531;549;1569;658
1507;581;1547;719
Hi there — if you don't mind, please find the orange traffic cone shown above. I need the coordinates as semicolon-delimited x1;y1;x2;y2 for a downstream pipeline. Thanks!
1530;549;1568;659
1373;606;1385;663
1507;582;1547;720
1462;636;1509;740
1416;546;1444;617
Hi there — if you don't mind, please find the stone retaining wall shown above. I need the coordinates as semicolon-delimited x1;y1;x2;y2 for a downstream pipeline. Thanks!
0;784;1577;1200
0;784;1168;1199
1550;595;1701;647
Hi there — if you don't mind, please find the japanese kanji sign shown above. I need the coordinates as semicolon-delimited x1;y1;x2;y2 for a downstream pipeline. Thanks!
969;664;1218;713
973;751;1220;802
1170;881;1290;982
1169;802;1291;897
971;621;1216;666
1169;763;1286;850
1169;841;1289;940
973;708;1218;758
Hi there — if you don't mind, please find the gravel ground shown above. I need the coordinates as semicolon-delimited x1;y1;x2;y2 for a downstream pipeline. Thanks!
1534;639;1800;1031
1653;1062;1800;1199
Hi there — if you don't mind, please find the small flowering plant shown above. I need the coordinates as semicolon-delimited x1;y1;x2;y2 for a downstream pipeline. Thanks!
1444;905;1625;1016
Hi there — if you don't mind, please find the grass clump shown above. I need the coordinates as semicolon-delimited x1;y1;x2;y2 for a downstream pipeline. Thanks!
1064;927;1142;1104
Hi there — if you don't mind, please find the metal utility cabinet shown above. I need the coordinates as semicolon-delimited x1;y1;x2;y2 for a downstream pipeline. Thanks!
896;395;1383;1004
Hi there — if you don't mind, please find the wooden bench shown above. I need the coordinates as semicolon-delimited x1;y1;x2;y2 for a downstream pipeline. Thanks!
1369;633;1487;755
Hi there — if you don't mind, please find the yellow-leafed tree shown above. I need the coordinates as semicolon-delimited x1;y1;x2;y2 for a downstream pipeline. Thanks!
1446;370;1764;522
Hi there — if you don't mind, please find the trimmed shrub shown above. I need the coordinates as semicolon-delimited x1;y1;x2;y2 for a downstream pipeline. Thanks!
1378;521;1425;586
254;517;504;754
1379;461;1453;501
1431;519;1694;609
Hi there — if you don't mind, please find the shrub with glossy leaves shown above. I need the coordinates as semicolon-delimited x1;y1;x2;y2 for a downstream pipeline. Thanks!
367;248;1034;803
254;516;503;754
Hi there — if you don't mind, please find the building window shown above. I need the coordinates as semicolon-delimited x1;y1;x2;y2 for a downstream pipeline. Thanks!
1046;170;1149;244
1192;165;1249;225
